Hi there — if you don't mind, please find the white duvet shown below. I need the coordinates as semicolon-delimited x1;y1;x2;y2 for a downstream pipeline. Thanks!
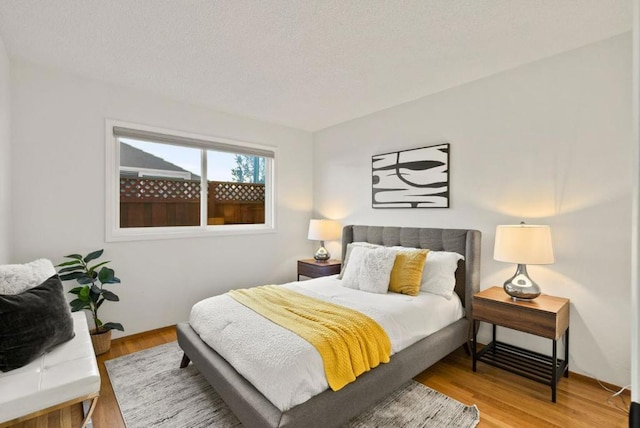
189;275;464;411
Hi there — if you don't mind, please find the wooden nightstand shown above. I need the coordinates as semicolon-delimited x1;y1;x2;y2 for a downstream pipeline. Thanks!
297;259;341;280
472;286;570;402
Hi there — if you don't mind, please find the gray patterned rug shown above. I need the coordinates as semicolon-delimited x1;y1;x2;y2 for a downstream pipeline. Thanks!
105;342;480;428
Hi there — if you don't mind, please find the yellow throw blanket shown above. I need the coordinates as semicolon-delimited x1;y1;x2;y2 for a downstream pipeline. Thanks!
228;285;391;391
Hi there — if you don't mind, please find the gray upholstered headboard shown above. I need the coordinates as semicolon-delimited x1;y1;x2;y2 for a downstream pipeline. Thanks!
341;225;481;318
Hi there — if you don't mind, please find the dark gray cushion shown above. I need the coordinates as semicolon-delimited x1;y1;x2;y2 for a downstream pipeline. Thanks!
342;225;481;311
0;275;75;372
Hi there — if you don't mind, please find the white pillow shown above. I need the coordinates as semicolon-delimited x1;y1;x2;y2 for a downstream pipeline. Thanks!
341;246;396;294
420;251;464;299
0;259;57;295
338;242;382;280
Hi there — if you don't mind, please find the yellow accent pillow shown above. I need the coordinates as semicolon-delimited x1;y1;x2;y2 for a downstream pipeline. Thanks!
389;249;429;296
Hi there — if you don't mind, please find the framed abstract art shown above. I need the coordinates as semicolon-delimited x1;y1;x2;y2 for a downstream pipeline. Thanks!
372;143;449;208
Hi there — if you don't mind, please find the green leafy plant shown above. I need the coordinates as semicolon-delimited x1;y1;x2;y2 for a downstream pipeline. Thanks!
57;249;124;333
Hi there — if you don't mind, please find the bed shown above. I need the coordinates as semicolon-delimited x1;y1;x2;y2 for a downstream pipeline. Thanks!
176;225;481;428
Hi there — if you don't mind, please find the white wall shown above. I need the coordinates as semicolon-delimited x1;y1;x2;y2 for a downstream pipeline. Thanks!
10;60;314;337
0;34;10;263
313;34;632;387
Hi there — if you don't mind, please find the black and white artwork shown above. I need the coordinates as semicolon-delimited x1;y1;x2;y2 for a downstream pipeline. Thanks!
372;143;449;208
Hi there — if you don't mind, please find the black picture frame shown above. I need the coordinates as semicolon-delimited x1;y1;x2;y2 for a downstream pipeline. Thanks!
372;143;450;209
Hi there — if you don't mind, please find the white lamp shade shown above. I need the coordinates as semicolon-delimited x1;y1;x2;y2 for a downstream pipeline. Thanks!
308;219;341;241
494;224;554;265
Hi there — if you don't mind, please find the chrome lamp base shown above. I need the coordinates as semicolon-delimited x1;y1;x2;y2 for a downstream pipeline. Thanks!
503;264;541;300
314;241;330;261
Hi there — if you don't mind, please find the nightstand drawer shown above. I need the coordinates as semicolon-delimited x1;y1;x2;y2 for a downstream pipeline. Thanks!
473;299;557;339
473;287;569;340
297;259;341;280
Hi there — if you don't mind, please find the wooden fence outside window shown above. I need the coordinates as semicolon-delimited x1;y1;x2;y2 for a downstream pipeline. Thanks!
119;177;265;228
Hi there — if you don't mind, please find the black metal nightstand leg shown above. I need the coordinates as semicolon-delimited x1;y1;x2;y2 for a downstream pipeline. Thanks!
472;320;477;372
552;339;557;403
564;328;570;378
491;324;497;354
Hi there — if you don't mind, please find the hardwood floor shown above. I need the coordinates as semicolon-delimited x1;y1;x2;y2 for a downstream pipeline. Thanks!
416;351;629;428
9;327;630;427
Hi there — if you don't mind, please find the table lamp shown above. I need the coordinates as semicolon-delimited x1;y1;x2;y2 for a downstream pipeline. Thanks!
307;219;341;261
493;222;554;300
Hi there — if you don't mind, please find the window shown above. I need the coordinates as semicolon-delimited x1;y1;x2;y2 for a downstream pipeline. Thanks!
106;121;275;241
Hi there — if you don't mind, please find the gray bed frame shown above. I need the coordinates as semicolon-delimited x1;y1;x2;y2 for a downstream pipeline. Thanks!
177;225;481;428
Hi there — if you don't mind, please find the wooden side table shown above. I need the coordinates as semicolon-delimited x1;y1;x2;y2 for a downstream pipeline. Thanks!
472;286;570;402
297;259;341;280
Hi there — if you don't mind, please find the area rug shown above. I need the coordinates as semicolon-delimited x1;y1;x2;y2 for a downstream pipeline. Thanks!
105;342;480;428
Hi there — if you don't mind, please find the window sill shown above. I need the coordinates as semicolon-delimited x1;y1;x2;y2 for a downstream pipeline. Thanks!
105;224;276;242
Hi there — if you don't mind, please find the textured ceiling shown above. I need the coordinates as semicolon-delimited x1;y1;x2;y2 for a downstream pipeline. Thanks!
0;1;632;131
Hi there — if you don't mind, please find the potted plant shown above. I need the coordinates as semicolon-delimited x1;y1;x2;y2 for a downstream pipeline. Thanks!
57;249;123;355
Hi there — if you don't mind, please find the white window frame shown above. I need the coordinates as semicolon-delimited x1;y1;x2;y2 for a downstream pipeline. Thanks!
105;119;276;242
